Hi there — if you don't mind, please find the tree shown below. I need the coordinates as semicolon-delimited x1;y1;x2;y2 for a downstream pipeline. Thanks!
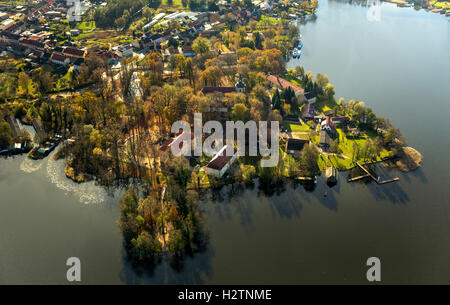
329;140;341;154
253;31;263;49
383;127;396;146
142;7;154;20
299;144;320;176
199;65;222;87
192;37;210;55
324;83;335;101
272;89;282;111
18;72;32;97
232;103;249;122
315;73;329;93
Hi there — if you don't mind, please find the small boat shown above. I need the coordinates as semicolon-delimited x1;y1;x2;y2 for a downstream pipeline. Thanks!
293;50;298;58
326;166;338;186
297;41;303;50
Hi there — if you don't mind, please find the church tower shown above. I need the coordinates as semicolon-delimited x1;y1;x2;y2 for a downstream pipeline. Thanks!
235;74;246;93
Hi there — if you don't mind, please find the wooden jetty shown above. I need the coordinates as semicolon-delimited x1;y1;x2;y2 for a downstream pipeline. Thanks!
351;162;399;185
379;177;400;184
347;173;370;182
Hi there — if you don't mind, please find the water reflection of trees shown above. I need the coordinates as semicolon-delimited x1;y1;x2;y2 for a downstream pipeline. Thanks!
116;165;419;283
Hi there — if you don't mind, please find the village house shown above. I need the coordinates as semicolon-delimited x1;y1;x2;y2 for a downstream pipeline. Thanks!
18;37;45;50
181;44;195;57
62;46;86;61
141;33;162;50
206;145;238;177
302;104;316;120
50;52;69;66
321;117;337;135
267;75;304;98
319;130;333;150
331;116;350;125
285;138;309;157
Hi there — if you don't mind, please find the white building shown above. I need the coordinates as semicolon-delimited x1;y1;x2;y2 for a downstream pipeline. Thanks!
206;145;237;177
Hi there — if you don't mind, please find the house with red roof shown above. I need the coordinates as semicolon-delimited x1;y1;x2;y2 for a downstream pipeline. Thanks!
50;52;69;66
321;117;337;135
206;145;237;177
18;37;45;50
62;46;86;59
267;75;304;98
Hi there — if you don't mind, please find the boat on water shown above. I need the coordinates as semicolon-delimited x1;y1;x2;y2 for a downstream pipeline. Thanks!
297;41;303;50
293;49;302;59
326;166;338;186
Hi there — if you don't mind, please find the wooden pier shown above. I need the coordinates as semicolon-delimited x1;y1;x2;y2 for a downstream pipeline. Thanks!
347;173;370;182
350;162;399;185
379;177;400;184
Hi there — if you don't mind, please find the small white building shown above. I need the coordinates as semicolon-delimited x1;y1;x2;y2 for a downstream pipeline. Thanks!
206;145;237;177
50;53;70;66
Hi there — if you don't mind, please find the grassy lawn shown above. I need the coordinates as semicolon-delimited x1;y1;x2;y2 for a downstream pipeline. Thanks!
313;98;338;114
311;127;393;171
336;128;392;168
73;30;131;48
283;122;311;133
74;21;96;31
279;148;297;177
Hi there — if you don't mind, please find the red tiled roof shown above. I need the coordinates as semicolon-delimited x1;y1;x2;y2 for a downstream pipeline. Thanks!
267;75;304;95
51;52;68;62
63;46;85;57
19;38;44;49
201;87;236;94
322;117;336;131
207;146;237;170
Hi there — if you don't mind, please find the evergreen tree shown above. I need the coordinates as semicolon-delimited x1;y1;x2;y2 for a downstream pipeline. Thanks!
272;89;282;111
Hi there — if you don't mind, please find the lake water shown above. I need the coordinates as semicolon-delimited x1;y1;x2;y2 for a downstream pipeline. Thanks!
0;1;449;284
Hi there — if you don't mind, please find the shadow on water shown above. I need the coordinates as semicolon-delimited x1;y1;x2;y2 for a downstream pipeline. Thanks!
119;227;213;284
410;167;428;184
367;182;410;205
310;176;339;212
116;162;421;284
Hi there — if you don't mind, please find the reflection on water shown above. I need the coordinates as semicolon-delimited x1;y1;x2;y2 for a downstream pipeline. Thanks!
46;150;106;204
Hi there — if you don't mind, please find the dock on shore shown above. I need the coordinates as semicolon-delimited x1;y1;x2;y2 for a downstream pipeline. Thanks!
348;162;399;185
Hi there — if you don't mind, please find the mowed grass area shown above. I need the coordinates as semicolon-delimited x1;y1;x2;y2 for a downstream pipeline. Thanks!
74;21;96;31
73;30;132;48
312;128;393;171
283;122;311;133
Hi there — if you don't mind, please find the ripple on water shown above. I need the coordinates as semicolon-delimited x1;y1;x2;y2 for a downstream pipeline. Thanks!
45;151;106;204
19;157;44;173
